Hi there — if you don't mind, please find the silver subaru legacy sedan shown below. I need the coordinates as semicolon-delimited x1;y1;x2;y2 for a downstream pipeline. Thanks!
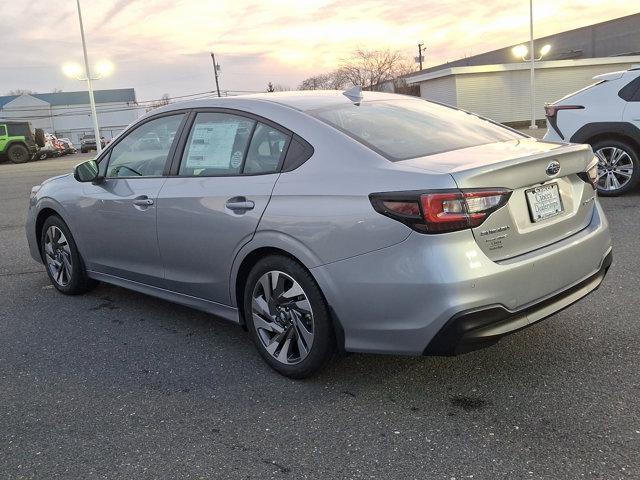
26;90;612;378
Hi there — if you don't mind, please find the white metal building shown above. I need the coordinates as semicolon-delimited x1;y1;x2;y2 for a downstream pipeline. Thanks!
405;56;640;124
0;89;139;143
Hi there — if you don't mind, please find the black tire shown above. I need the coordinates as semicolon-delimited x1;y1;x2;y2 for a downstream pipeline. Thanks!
40;215;98;295
81;149;87;154
34;128;46;148
591;139;640;196
37;152;48;161
244;255;335;379
7;144;30;164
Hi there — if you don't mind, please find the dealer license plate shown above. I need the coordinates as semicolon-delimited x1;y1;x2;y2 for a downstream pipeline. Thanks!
525;183;564;222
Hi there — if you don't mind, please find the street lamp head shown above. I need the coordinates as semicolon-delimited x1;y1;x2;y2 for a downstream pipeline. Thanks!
62;62;83;79
512;45;528;59
95;60;114;78
540;44;551;57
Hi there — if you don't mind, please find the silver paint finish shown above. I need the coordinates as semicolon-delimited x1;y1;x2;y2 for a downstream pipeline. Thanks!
25;91;613;356
157;174;279;304
310;202;611;354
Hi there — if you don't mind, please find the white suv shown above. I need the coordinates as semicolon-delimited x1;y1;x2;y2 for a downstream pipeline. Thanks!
543;67;640;196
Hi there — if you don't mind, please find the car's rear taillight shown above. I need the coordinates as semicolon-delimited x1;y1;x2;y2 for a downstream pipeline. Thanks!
577;157;599;190
370;189;512;234
544;104;584;117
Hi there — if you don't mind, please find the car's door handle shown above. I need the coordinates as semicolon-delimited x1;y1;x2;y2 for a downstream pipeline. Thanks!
225;197;255;212
133;196;154;207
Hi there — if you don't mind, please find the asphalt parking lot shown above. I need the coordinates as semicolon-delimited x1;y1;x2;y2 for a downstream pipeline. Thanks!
1;153;639;479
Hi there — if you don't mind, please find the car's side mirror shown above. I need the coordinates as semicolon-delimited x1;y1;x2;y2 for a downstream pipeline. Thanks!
73;159;102;183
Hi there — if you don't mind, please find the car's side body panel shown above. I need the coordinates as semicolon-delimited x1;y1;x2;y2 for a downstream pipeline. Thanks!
157;173;280;305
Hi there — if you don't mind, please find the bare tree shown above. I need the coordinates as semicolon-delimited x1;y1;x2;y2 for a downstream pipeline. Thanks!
146;93;171;112
6;89;36;96
298;70;348;90
389;60;420;95
298;49;418;94
267;82;291;92
339;48;406;91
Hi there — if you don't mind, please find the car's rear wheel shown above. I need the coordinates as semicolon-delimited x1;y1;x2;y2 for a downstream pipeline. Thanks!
244;255;335;378
592;139;639;196
40;215;98;295
7;144;30;164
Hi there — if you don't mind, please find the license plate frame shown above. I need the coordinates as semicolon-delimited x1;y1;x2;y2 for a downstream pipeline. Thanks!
525;183;564;223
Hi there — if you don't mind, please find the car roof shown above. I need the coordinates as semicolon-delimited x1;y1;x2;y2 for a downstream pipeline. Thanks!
241;90;405;111
150;90;408;117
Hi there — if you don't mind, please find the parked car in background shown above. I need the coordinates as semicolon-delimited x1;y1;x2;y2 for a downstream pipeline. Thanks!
543;66;640;196
0;121;38;163
59;138;77;155
80;134;106;153
26;91;612;378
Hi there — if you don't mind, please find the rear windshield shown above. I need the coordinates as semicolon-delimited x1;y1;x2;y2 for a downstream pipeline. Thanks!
310;99;522;161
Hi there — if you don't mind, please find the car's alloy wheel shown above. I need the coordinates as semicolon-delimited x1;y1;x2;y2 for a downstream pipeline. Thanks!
244;255;335;378
40;215;98;295
595;146;634;193
251;270;315;365
44;225;73;287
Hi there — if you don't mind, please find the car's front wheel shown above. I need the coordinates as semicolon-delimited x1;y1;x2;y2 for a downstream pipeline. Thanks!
40;215;98;295
244;255;335;378
592;139;639;196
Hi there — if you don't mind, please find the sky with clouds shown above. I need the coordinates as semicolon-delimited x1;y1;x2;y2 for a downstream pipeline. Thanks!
1;1;637;102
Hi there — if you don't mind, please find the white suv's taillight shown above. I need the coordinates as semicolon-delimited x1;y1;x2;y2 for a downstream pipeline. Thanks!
370;189;512;233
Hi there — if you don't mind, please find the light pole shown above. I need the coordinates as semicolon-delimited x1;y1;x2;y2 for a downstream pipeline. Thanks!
67;0;112;154
512;33;551;130
511;0;552;130
63;59;114;154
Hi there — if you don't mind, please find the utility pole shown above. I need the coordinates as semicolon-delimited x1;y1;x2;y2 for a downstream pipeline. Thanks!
417;43;425;70
210;52;221;98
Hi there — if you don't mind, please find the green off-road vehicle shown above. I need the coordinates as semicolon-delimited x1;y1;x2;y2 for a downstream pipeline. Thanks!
0;121;40;163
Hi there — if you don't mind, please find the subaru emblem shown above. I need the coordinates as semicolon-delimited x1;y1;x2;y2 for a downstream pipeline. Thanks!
546;160;561;176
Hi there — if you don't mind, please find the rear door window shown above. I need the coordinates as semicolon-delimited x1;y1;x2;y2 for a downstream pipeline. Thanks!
179;112;255;176
243;123;289;174
7;123;30;137
0;125;6;137
619;76;640;102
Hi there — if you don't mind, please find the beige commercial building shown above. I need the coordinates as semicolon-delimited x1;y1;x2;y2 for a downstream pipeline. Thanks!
405;56;640;125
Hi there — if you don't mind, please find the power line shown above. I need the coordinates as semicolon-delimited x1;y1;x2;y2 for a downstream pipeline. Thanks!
0;89;222;112
0;90;263;120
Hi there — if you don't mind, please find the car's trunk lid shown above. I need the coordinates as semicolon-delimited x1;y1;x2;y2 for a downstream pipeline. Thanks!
399;138;596;261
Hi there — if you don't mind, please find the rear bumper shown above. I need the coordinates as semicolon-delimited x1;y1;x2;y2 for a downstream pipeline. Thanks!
311;201;612;355
424;249;612;355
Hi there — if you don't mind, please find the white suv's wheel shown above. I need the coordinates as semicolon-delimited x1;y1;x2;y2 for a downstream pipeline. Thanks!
592;139;640;196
